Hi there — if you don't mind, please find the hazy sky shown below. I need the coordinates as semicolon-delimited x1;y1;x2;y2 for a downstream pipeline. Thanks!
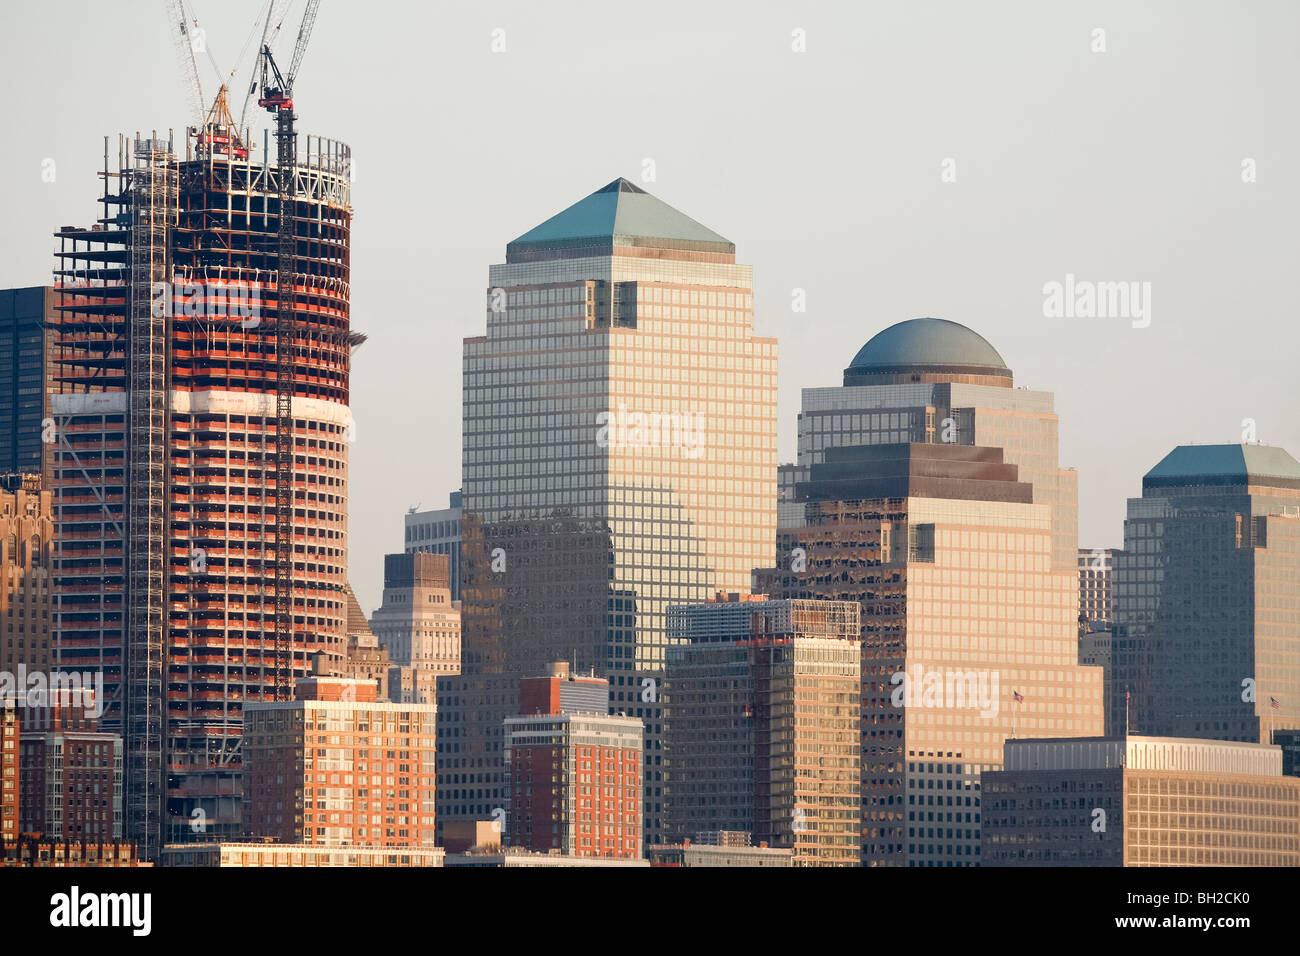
2;1;1296;611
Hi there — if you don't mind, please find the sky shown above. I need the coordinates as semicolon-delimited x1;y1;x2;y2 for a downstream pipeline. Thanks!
2;0;1296;611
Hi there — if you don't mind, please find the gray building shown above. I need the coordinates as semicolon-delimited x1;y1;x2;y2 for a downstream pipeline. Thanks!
1112;444;1300;744
665;596;861;866
0;286;57;486
404;491;462;602
1077;547;1113;628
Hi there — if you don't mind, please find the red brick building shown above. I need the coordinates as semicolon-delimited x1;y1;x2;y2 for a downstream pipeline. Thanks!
505;664;642;859
1;705;16;843
242;677;437;846
2;696;123;842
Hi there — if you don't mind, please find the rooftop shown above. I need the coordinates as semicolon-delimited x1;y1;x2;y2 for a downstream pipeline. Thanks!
844;318;1012;386
506;178;735;261
1144;443;1300;489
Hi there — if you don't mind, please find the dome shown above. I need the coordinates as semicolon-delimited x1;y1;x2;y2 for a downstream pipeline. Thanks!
844;318;1011;387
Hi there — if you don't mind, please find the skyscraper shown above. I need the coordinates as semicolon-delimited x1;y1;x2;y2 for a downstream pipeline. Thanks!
758;441;1104;866
0;475;54;679
0;286;57;487
442;178;777;844
788;317;1078;572
1111;444;1300;743
51;120;354;854
665;595;861;865
404;491;462;602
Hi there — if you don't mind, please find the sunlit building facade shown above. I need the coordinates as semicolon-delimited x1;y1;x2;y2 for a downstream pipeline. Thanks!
789;318;1078;571
665;595;861;865
446;178;778;845
758;441;1104;866
1112;444;1300;745
983;735;1300;867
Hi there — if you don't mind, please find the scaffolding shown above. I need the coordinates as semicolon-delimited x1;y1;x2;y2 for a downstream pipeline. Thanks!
124;134;177;858
52;117;353;850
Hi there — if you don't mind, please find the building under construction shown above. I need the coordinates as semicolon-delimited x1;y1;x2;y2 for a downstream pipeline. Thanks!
50;88;353;855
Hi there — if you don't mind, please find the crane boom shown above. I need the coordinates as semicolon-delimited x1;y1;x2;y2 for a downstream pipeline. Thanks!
166;0;206;126
240;0;292;132
288;0;322;85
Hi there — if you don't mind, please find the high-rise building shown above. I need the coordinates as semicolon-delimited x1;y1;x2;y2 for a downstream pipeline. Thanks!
369;552;460;705
445;177;778;845
404;492;462;602
1077;547;1113;628
0;475;54;678
51;116;354;854
1111;444;1300;744
787;318;1078;571
757;441;1104;866
504;663;642;859
242;677;436;847
665;595;861;866
982;735;1300;866
0;287;57;486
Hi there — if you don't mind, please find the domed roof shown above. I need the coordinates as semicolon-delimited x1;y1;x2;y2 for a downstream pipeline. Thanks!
848;318;1009;373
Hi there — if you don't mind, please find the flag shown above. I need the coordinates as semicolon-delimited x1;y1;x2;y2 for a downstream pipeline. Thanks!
1012;690;1024;703
1271;697;1281;710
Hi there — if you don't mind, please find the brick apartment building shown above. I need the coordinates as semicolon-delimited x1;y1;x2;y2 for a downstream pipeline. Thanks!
504;663;642;859
242;677;437;846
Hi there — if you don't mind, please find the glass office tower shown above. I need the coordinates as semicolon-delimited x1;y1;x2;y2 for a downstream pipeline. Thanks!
1112;444;1300;744
443;178;777;844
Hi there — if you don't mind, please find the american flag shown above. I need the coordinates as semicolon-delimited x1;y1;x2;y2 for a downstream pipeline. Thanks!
1271;697;1281;710
1012;690;1024;703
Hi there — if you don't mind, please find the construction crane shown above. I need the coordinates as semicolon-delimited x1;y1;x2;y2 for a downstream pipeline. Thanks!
166;0;207;127
258;0;321;701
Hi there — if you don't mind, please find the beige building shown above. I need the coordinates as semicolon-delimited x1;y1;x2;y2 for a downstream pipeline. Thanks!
447;177;778;844
370;553;460;704
242;677;437;847
758;442;1104;866
161;842;445;867
789;318;1078;572
665;596;861;865
1;475;53;678
983;735;1300;867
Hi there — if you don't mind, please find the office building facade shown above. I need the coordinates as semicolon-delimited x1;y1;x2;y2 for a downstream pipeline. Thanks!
665;596;861;865
0;287;57;486
1111;444;1300;744
758;441;1104;866
983;735;1300;866
447;177;778;845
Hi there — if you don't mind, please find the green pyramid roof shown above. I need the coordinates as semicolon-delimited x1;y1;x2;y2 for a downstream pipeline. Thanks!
507;178;733;257
1144;444;1300;488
